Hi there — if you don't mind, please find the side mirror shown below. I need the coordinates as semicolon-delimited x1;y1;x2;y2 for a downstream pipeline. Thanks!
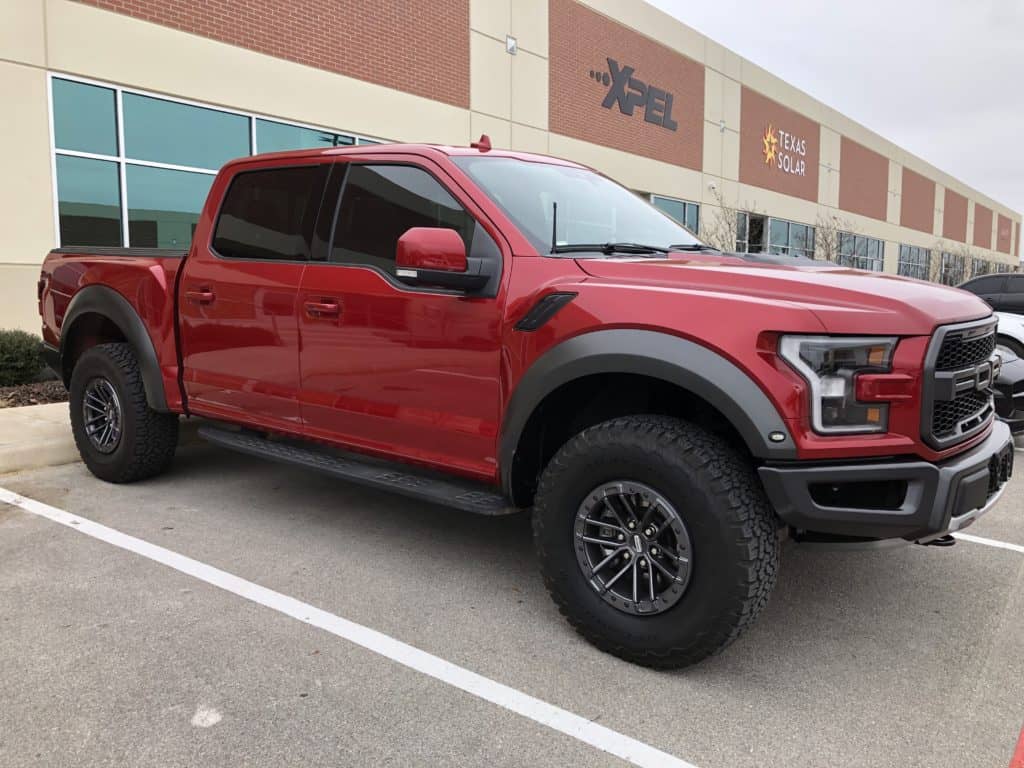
395;227;489;292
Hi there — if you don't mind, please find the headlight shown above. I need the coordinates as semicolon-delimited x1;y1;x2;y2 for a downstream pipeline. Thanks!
779;335;897;434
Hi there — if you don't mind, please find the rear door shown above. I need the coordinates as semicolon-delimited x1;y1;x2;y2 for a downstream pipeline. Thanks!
962;275;1007;310
1001;275;1024;315
297;157;506;479
178;161;328;430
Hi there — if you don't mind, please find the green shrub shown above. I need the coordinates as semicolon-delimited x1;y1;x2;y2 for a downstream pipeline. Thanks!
0;329;43;387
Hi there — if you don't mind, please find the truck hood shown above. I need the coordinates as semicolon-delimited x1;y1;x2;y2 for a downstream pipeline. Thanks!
575;257;993;336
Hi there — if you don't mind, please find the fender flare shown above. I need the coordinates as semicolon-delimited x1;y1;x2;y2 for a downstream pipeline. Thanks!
60;285;169;412
499;329;796;496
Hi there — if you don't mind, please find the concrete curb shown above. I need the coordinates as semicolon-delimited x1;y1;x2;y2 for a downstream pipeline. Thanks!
0;402;203;476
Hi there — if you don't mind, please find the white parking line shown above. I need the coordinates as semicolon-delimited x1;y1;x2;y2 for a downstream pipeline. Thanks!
0;486;696;768
955;532;1024;554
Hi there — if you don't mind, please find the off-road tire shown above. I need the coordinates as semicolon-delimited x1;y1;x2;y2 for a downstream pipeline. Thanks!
69;343;178;483
532;415;779;669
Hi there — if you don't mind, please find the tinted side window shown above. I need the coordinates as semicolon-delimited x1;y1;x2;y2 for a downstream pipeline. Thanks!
213;165;328;260
1009;275;1024;293
331;164;475;273
965;276;1004;294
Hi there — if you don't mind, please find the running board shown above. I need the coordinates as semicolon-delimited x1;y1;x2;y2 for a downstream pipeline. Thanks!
197;426;514;516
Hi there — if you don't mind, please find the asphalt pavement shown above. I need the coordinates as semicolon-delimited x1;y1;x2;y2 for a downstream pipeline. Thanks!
1;441;1022;767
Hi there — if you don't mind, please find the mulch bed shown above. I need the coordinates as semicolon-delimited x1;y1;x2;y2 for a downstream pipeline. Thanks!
0;381;68;409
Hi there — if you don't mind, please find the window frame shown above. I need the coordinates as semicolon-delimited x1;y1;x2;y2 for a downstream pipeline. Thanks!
208;162;330;263
321;159;505;298
47;72;386;249
897;244;931;280
837;232;884;271
649;194;700;236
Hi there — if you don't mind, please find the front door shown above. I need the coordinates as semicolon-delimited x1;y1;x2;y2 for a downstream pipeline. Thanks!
179;162;328;430
298;160;505;480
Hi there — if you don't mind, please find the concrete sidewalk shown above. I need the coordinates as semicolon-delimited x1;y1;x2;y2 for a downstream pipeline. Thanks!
0;402;78;475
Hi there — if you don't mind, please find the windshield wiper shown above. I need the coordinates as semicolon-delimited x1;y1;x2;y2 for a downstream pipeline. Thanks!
669;243;721;253
550;242;670;256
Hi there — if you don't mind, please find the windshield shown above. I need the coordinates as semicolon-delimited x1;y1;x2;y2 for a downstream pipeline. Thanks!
451;156;702;254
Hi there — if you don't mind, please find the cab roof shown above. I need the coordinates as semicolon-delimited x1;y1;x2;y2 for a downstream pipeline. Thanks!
225;141;588;171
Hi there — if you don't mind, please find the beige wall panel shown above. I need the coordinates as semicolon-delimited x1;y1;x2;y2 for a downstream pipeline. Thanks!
510;122;550;154
720;127;740;182
0;0;45;66
470;112;511;149
510;50;547;129
548;133;701;201
703;39;741;81
579;0;705;63
470;0;510;39
702;121;723;178
44;0;468;144
511;0;548;58
0;265;44;333
736;184;819;226
0;63;55;268
722;77;741;132
704;68;724;124
887;162;902;225
470;30;511;119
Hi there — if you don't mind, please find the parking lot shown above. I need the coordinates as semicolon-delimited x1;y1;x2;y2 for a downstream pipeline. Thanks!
2;440;1022;768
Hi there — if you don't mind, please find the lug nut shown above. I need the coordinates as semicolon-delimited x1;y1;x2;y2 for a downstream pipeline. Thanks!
617;533;625;542
639;559;647;568
644;527;655;537
650;546;659;556
627;521;636;530
623;551;631;560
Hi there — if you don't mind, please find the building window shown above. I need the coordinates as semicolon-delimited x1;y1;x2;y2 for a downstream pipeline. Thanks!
50;74;386;249
838;232;884;271
650;195;699;234
971;257;993;277
996;263;1014;273
736;213;814;258
735;212;765;253
898;244;931;280
938;252;966;285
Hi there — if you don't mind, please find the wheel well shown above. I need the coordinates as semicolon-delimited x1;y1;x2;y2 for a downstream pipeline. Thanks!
507;373;752;507
60;312;127;385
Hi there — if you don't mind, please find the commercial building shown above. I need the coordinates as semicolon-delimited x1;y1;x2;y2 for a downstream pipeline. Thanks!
1;0;1020;333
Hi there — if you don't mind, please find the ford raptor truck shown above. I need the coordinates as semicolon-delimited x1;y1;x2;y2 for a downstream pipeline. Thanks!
38;140;1014;668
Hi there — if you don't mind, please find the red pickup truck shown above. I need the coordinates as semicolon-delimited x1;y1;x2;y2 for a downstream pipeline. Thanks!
38;140;1013;668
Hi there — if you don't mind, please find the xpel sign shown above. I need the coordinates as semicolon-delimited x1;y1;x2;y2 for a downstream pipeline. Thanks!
588;58;678;131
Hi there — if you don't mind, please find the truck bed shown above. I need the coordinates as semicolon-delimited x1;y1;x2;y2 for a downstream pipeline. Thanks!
39;247;186;412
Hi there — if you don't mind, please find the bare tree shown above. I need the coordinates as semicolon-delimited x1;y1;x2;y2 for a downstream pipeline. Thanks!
930;241;974;285
699;185;739;252
700;185;764;253
813;212;852;264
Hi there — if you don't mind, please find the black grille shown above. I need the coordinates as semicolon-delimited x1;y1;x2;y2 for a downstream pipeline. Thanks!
932;390;992;439
923;321;997;449
934;332;996;371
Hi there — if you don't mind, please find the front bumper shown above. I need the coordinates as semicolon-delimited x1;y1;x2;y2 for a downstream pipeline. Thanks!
759;421;1014;541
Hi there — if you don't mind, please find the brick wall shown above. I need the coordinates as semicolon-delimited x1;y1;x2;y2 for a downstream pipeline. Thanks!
548;0;704;170
941;188;967;242
997;213;1013;254
973;203;993;249
73;0;470;108
838;137;887;221
739;87;819;203
899;167;935;234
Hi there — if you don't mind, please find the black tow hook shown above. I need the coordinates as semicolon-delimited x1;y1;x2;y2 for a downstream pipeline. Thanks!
917;534;956;547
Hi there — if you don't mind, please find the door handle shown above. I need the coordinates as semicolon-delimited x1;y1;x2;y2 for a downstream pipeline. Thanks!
185;289;215;305
304;300;340;318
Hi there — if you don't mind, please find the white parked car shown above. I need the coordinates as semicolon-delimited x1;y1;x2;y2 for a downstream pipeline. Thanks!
996;311;1024;358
